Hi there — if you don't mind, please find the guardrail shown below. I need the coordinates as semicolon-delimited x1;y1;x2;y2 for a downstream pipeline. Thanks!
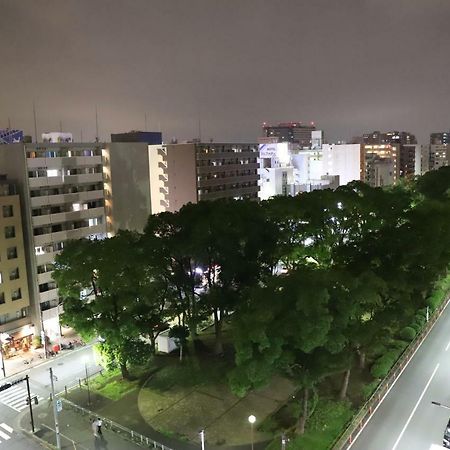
61;397;174;450
330;295;450;449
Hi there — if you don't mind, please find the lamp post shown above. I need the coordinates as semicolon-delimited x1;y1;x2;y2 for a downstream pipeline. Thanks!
199;429;205;450
84;359;91;406
0;334;6;377
248;415;256;450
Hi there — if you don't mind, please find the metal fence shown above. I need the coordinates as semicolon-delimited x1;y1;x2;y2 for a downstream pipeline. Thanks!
61;397;174;450
329;296;450;450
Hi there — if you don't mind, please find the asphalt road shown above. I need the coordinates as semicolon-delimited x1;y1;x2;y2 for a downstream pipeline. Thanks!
0;345;97;449
350;300;450;450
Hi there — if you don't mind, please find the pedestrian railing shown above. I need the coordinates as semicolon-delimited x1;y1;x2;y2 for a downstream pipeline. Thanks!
61;398;174;450
329;295;450;450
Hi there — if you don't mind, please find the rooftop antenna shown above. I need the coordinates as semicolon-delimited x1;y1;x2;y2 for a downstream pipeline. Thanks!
95;105;99;142
80;129;83;142
33;101;38;143
198;117;202;142
59;120;63;133
7;117;11;129
144;112;148;132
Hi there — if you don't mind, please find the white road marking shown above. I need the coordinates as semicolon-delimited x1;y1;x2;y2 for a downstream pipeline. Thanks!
0;429;10;440
392;363;440;450
0;386;43;412
0;423;13;433
429;444;446;449
445;340;450;351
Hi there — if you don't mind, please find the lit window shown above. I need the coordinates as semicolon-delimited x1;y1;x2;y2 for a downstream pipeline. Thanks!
47;169;58;177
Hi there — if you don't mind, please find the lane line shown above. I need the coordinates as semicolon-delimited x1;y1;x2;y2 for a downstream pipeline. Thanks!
0;429;10;440
392;363;440;450
445;341;450;351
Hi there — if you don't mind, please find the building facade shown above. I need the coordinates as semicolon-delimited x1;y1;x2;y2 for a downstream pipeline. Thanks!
149;142;259;213
262;122;316;148
0;176;32;350
0;138;106;344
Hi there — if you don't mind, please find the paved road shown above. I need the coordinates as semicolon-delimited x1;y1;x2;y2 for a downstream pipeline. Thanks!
350;300;450;450
0;345;97;449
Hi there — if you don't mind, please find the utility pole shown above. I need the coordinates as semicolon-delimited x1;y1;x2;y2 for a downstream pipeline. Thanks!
50;368;61;449
25;375;35;433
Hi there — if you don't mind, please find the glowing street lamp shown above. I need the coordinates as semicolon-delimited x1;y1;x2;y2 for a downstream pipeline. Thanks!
248;415;256;450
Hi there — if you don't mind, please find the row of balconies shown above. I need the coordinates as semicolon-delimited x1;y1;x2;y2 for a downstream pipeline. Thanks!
32;206;105;227
33;223;106;247
197;174;259;188
28;173;104;188
27;155;102;169
197;162;259;175
199;185;259;201
196;151;258;160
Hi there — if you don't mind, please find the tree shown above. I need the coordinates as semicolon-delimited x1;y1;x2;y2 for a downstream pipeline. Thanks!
169;325;190;361
55;231;168;378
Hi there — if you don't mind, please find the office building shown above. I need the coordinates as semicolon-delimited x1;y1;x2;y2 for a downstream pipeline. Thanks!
262;122;316;148
0;135;106;343
0;176;32;348
362;130;417;146
149;142;259;213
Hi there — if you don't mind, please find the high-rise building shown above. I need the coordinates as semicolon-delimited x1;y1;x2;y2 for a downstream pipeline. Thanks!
262;122;316;148
0;176;32;347
0;136;106;343
149;142;259;213
362;144;397;187
430;132;450;145
362;130;417;146
424;132;450;173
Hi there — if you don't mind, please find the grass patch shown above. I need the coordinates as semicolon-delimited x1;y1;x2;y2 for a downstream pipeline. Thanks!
89;369;140;401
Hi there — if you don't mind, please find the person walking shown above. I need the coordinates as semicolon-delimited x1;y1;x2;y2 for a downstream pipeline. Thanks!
97;417;103;436
91;418;98;437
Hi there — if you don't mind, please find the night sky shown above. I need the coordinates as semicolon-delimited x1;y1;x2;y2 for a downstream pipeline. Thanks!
2;0;450;143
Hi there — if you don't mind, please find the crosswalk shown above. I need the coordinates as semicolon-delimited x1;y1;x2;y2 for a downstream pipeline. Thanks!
0;386;43;412
0;423;12;444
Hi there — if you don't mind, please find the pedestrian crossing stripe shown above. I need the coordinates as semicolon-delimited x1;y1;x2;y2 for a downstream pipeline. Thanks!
0;423;12;443
0;386;43;412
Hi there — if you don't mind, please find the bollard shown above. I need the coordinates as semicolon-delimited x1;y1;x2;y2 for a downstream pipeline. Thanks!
78;379;82;389
65;386;68;397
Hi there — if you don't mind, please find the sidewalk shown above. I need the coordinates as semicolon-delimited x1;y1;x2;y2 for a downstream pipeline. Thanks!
21;401;158;450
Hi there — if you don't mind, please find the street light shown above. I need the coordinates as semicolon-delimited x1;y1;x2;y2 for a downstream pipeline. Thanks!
199;429;205;450
248;415;256;450
84;358;91;406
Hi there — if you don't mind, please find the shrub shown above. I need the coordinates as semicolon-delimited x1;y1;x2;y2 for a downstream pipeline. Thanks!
370;349;402;378
399;326;416;341
361;380;381;400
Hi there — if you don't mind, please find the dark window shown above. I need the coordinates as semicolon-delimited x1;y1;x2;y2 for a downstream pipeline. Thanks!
9;268;19;281
0;292;4;304
2;205;13;218
7;247;17;259
11;288;21;301
5;226;15;239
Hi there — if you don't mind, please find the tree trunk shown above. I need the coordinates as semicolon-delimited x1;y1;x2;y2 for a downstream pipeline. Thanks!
120;362;129;379
358;350;366;369
339;368;351;400
213;308;224;356
179;344;183;362
296;387;309;434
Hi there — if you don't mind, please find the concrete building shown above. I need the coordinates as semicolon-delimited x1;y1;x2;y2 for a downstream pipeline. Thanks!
258;141;361;200
362;144;397;187
0;176;32;349
0;136;106;343
430;132;450;145
262;122;316;148
0;129;24;144
363;130;417;146
149;142;259;213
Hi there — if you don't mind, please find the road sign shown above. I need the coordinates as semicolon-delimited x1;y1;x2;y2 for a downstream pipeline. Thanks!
56;399;62;413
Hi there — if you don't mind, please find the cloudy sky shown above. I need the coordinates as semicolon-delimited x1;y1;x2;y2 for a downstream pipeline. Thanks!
1;0;450;143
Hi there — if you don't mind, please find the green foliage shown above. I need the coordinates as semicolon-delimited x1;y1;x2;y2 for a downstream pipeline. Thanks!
370;349;403;378
361;380;381;400
399;326;417;341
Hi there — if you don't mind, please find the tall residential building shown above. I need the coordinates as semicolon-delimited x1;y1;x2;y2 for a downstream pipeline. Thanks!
149;142;259;214
362;144;397;187
0;176;32;346
362;130;417;146
0;136;106;343
262;122;316;148
424;132;450;173
430;132;450;145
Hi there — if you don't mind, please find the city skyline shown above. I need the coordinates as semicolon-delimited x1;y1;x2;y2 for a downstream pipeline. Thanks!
2;0;450;143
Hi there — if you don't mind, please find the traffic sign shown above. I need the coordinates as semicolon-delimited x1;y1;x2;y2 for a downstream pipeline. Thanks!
56;399;62;412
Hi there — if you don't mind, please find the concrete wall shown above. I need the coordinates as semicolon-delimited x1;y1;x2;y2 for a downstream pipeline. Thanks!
107;143;152;233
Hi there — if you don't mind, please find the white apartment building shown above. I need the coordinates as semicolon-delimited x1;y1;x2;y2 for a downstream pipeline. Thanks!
258;139;362;200
0;135;106;343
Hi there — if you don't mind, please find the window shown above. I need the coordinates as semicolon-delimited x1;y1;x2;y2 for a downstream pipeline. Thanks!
11;288;22;301
2;205;13;218
7;247;17;259
0;313;9;323
0;292;4;304
9;268;19;281
5;226;15;239
0;272;2;284
47;169;59;177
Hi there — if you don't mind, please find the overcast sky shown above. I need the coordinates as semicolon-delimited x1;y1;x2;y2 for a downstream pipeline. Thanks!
1;0;450;143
